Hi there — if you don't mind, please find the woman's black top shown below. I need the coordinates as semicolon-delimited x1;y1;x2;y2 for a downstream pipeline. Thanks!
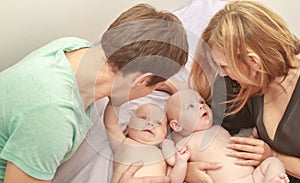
248;77;300;158
212;76;300;182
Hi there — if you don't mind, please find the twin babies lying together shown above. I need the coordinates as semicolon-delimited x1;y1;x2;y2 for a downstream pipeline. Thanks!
104;89;289;183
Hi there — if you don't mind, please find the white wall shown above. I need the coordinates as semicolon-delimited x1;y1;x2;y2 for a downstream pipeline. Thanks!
0;0;299;71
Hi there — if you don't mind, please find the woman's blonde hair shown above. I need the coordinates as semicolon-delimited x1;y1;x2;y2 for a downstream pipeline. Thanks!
190;0;300;115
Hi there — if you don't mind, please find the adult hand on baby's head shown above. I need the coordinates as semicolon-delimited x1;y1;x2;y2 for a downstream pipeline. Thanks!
185;161;222;183
118;161;171;183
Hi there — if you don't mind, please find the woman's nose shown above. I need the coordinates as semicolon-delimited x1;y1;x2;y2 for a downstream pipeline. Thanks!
218;68;227;77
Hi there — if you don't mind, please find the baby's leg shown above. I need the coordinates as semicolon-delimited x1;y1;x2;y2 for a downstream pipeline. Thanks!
270;173;290;183
252;157;289;183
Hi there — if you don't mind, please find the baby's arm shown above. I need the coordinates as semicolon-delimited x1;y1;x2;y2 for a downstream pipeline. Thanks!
161;139;177;166
161;138;191;183
167;145;191;183
103;101;126;151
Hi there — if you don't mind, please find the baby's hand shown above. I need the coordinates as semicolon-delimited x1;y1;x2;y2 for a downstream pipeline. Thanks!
176;145;191;163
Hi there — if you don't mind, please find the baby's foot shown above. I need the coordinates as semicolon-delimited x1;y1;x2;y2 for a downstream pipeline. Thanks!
269;173;290;183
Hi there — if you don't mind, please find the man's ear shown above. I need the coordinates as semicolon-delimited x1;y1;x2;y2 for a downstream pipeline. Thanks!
169;119;182;132
247;50;261;69
132;72;154;87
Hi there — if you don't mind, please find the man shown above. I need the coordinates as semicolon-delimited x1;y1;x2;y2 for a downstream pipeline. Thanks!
0;4;188;183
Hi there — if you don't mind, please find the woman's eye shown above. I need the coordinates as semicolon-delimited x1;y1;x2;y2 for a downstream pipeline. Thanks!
187;104;195;110
220;65;228;70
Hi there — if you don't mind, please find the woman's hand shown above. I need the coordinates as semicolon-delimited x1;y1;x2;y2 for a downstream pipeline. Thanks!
118;161;171;183
226;136;275;166
185;161;222;183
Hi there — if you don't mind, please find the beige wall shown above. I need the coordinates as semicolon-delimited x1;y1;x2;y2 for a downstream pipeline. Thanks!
0;0;191;70
259;0;299;36
1;0;299;71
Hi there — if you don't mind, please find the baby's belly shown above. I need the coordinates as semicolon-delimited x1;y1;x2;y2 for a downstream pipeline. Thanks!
111;145;167;183
189;129;254;182
111;160;167;183
208;158;254;183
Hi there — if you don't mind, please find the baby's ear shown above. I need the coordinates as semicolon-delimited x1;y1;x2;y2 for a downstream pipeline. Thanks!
169;120;182;132
123;126;129;137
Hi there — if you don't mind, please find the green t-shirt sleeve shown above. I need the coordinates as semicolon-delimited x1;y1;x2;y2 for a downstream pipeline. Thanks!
0;104;77;180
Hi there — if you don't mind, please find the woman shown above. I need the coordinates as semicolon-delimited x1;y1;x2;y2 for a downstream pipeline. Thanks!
189;1;300;182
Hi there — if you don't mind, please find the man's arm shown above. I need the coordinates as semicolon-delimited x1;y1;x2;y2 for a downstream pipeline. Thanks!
4;162;51;183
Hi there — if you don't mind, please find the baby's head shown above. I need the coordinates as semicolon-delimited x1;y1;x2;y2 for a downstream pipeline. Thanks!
127;103;168;145
166;89;213;136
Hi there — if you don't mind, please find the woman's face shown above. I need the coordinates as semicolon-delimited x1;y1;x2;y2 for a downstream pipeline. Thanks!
211;48;243;86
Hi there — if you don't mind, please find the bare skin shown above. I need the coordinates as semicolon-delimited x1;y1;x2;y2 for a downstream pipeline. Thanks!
166;89;290;183
104;102;190;183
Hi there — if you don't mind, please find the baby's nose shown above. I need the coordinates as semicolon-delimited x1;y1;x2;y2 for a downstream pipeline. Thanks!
146;121;155;126
199;104;204;109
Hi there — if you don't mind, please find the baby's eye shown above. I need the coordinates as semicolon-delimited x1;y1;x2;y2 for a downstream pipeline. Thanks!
155;121;162;125
199;100;205;104
140;116;148;120
187;104;195;110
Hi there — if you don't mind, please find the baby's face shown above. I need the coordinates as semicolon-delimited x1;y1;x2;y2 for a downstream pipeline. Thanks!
168;89;213;133
127;104;168;145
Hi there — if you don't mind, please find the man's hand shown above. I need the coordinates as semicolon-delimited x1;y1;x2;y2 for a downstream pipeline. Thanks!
118;161;171;183
185;161;222;183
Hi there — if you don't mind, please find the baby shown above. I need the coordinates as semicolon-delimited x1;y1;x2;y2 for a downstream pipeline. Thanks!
104;101;190;183
165;89;289;183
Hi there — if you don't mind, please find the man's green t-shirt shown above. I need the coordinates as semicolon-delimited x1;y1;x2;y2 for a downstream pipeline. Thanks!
0;37;93;181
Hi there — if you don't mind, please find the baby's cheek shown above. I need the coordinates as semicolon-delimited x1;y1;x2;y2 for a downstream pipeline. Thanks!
182;115;198;130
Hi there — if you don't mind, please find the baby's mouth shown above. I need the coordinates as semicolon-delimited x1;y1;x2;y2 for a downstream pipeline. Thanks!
202;112;208;117
143;129;153;134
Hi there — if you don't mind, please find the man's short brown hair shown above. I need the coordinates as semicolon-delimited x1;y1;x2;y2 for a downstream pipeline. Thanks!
99;4;188;86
